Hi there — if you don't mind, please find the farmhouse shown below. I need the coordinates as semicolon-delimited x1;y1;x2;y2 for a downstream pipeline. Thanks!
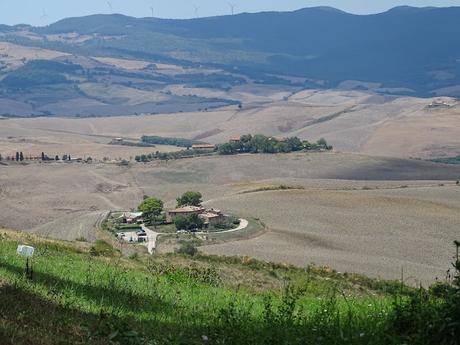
229;136;241;143
428;99;452;109
199;208;224;226
166;206;225;226
191;144;216;151
167;206;205;222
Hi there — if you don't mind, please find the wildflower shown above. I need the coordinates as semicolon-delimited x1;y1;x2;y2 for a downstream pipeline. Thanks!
202;335;209;341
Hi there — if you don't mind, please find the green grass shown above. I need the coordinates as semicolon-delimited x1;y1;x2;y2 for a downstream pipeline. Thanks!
205;217;265;242
154;223;177;234
0;230;458;345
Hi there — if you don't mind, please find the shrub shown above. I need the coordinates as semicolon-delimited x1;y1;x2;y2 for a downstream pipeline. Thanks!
90;240;114;257
389;242;460;344
174;215;189;231
129;252;140;261
176;242;198;256
212;217;240;230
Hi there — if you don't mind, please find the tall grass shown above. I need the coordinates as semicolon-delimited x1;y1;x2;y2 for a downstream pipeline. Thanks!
0;235;458;345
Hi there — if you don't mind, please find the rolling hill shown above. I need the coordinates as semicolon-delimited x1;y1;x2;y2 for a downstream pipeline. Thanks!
0;6;459;158
19;6;460;96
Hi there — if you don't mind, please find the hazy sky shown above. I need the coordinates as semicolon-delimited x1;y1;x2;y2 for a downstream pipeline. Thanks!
1;0;460;26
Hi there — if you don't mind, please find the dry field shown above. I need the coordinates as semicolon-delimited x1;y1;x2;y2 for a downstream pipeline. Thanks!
0;152;459;284
1;89;459;159
0;42;69;71
0;119;181;160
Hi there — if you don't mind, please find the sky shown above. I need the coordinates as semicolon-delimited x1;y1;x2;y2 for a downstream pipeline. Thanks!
1;0;460;26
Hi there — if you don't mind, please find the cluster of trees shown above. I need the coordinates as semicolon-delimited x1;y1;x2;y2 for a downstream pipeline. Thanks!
141;136;204;148
218;135;332;155
1;60;82;89
133;135;332;163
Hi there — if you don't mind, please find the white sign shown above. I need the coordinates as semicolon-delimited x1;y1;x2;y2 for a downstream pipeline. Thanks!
17;245;35;257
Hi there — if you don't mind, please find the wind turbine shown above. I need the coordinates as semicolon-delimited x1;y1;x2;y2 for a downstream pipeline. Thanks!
150;6;154;17
41;8;50;22
193;5;200;18
228;3;236;15
106;1;113;13
41;9;49;18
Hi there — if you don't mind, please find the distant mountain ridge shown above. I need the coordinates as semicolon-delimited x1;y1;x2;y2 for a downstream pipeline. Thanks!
1;6;460;99
21;6;458;96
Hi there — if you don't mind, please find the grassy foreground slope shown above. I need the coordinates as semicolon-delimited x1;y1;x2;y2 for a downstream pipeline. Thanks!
0;229;458;345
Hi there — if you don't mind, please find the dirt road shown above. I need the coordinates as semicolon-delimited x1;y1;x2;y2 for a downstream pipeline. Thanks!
141;224;160;254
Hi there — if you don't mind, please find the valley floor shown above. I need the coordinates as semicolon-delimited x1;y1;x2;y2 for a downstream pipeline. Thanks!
1;152;459;285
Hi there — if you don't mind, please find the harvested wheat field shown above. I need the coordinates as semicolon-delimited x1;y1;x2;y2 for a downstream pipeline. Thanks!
1;90;460;159
1;152;459;284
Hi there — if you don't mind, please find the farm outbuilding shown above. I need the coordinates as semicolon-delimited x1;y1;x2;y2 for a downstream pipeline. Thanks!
121;212;143;224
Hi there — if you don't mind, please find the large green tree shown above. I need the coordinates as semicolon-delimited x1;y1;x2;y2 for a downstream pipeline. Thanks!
176;191;203;207
174;213;204;231
138;197;164;227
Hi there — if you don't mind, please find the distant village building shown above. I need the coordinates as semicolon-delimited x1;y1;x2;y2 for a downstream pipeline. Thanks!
229;136;241;143
427;98;454;109
109;137;125;145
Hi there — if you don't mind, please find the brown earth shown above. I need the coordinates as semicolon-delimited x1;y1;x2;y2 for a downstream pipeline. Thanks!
0;153;459;284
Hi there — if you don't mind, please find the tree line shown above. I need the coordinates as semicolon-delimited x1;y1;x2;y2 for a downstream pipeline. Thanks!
134;148;214;162
141;135;204;148
0;152;78;162
134;134;332;163
218;134;332;155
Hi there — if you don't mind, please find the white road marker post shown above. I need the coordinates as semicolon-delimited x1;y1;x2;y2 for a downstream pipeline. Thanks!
17;245;35;280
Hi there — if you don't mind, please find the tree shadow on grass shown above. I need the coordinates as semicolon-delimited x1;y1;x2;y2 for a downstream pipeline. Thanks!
0;281;215;345
0;261;398;345
0;259;225;344
0;260;175;317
